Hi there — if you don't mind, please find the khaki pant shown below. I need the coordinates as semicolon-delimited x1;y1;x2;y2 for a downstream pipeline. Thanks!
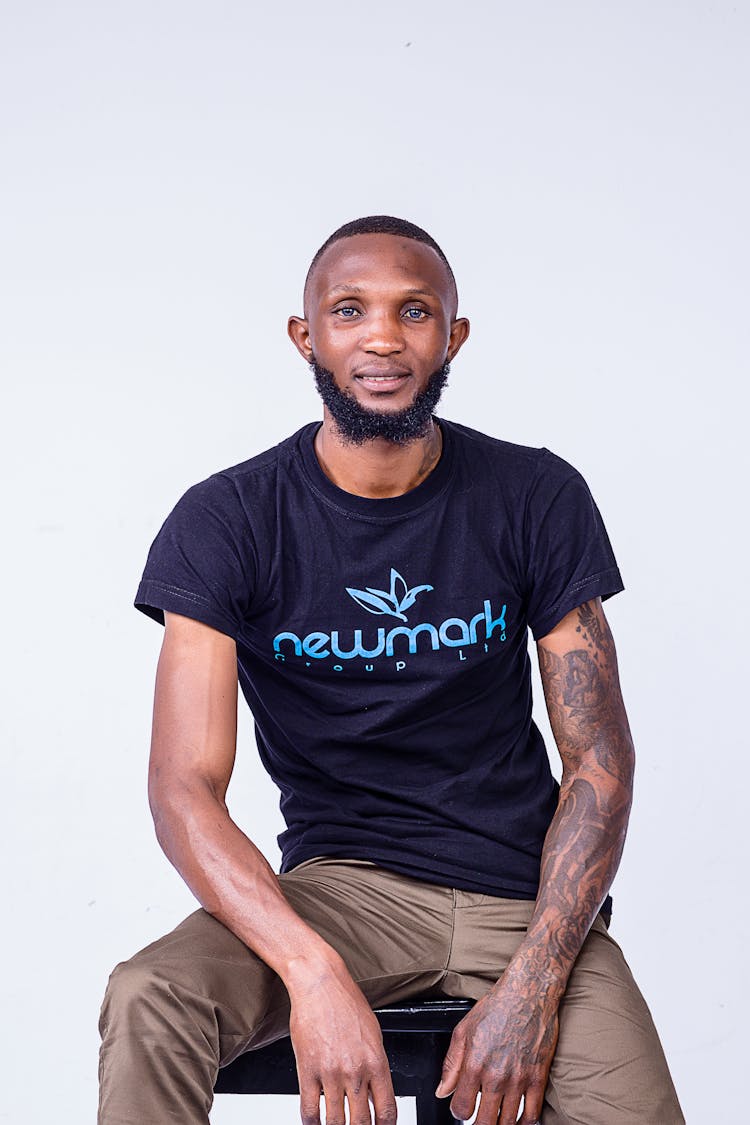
98;858;683;1124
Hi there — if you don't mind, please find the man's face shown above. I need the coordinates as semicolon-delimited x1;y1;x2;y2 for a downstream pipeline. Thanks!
289;234;469;440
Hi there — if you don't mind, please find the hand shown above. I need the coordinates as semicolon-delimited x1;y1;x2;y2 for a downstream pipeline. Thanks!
287;954;397;1125
435;973;559;1125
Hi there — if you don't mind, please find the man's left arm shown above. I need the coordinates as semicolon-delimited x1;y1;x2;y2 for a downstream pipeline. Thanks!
436;597;635;1125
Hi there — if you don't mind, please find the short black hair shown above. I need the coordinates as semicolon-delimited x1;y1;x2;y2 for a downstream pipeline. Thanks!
304;215;457;304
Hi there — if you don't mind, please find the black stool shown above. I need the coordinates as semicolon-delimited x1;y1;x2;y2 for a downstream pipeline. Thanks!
214;998;473;1125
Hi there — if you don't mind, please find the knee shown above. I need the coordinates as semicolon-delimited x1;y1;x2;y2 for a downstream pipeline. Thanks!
99;958;176;1041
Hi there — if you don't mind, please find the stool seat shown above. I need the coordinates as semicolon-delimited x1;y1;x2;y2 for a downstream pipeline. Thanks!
214;997;474;1124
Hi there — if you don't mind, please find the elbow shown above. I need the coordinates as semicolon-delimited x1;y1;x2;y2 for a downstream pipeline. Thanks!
147;769;194;849
600;737;635;828
597;726;635;799
147;768;224;849
148;775;175;850
562;732;636;811
620;735;636;799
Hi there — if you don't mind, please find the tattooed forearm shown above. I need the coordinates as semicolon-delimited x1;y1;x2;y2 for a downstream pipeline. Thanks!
510;600;635;999
438;601;635;1120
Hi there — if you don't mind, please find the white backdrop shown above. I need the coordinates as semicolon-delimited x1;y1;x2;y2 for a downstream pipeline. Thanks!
2;2;747;1122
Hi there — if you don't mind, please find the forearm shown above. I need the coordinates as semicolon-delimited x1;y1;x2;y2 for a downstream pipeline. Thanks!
507;760;633;1002
150;781;343;987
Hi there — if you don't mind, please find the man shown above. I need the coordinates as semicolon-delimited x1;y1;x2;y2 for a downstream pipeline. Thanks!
98;216;683;1124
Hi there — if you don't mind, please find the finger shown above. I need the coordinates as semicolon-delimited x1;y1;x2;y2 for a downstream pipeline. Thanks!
519;1082;545;1123
299;1078;322;1125
346;1076;374;1125
448;1068;481;1122
321;1082;346;1125
473;1089;502;1125
498;1089;522;1125
435;1030;467;1097
369;1070;398;1125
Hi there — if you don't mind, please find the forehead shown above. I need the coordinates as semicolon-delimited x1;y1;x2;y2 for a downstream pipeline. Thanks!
306;233;456;310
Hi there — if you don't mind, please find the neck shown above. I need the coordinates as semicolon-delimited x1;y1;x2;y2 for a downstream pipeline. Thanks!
314;412;443;499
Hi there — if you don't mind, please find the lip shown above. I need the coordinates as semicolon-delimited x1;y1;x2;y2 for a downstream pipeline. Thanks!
353;367;412;393
353;371;411;393
353;367;411;379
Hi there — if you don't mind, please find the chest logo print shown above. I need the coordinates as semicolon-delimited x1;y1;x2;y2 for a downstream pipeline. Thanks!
273;563;507;669
346;568;432;622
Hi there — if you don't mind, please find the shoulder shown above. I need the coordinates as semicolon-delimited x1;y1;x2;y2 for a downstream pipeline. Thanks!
176;423;317;513
441;418;581;491
204;423;316;490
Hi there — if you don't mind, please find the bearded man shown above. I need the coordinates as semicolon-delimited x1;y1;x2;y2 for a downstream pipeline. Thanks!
98;216;684;1125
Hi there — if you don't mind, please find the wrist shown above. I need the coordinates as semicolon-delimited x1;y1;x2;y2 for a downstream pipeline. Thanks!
280;940;347;995
498;947;569;1007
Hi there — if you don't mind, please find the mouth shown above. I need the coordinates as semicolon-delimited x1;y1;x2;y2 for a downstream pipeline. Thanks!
353;369;412;394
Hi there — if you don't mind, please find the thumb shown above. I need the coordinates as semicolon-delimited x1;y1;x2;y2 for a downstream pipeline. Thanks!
435;1035;465;1098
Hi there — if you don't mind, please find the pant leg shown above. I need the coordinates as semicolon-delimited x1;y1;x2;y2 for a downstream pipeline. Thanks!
97;859;453;1125
541;916;684;1125
435;892;684;1125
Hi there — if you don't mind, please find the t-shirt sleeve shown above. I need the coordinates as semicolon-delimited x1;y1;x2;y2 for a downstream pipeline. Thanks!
524;451;624;641
135;475;256;639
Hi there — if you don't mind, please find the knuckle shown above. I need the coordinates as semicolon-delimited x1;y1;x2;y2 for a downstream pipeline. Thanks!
375;1107;397;1125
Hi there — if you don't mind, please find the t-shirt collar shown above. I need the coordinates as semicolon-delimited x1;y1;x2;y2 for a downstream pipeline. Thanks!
298;417;455;520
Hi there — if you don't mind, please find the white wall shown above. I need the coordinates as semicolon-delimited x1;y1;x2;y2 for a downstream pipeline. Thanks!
2;2;747;1121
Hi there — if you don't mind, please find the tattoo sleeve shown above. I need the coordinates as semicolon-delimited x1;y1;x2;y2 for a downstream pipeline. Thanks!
510;599;635;999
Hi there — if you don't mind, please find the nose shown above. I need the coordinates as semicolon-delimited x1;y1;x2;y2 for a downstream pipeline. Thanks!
360;310;405;355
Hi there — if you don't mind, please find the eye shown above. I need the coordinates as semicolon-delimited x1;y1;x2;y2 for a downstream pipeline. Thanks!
334;306;360;318
404;306;429;320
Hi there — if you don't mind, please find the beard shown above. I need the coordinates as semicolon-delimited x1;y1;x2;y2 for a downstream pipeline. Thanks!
310;358;450;446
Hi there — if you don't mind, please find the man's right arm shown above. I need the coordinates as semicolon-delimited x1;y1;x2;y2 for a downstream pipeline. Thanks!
148;611;397;1125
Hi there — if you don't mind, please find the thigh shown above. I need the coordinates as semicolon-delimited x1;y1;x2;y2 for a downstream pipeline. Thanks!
427;894;683;1124
103;905;283;1067
543;918;684;1125
106;858;453;1065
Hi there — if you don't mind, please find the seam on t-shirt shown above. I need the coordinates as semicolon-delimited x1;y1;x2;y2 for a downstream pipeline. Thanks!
541;567;619;620
531;567;622;639
300;469;458;525
141;578;213;607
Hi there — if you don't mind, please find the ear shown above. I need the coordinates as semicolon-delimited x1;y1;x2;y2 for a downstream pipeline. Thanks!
447;317;470;362
288;315;312;362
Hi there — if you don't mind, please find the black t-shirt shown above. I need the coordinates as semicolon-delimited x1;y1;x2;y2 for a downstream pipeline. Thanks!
136;419;623;899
